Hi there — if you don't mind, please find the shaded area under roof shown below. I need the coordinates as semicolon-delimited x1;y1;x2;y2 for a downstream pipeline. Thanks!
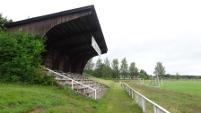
5;5;108;74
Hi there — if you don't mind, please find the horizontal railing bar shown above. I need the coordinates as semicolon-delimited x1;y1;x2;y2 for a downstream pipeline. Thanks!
46;68;96;100
46;68;96;91
120;81;170;113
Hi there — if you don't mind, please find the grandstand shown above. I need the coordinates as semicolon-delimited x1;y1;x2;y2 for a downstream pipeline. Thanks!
5;5;108;99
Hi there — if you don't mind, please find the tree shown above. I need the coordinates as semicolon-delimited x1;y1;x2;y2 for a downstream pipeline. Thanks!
175;72;180;80
104;57;110;67
111;58;119;78
129;62;138;79
95;58;102;69
139;73;147;79
94;58;103;78
140;69;149;79
0;14;12;31
102;57;112;78
140;69;147;75
153;62;166;79
120;58;128;78
84;58;94;75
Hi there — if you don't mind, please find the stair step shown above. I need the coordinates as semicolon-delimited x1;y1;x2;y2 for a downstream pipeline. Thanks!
46;68;107;99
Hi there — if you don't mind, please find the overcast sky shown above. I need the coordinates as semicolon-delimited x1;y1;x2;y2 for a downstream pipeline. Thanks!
1;0;201;75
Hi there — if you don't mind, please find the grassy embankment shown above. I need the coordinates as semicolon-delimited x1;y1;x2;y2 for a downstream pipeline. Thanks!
0;78;142;113
125;80;201;113
0;83;98;113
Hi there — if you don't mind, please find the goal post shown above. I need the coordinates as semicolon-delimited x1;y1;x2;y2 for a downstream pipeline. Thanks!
149;75;161;87
137;78;144;84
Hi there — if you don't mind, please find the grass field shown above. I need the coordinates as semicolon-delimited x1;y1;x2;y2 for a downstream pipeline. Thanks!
126;80;201;113
0;79;142;113
162;80;201;96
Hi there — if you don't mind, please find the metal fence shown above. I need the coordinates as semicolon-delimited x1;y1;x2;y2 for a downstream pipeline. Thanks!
120;81;170;113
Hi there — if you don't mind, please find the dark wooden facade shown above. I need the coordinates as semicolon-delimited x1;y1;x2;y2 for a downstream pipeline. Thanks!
5;5;108;74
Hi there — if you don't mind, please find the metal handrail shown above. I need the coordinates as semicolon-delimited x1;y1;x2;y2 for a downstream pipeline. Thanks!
46;68;97;99
120;81;170;113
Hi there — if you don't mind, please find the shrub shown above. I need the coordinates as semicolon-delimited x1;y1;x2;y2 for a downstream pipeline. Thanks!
32;67;57;85
0;30;53;85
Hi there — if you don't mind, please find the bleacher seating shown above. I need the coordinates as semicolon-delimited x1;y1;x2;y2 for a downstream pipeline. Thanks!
46;68;106;99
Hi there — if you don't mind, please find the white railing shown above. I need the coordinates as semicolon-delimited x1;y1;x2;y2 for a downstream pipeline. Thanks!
120;81;170;113
46;68;97;100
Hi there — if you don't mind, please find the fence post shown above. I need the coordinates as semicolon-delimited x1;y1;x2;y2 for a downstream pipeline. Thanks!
135;92;138;103
154;105;157;113
95;89;97;100
142;97;146;112
130;88;132;96
71;80;73;89
120;82;170;113
127;86;129;92
130;88;132;97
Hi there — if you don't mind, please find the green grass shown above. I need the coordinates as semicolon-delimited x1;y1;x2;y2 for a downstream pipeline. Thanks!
125;80;201;113
90;78;142;113
0;79;142;113
162;80;201;96
0;83;97;113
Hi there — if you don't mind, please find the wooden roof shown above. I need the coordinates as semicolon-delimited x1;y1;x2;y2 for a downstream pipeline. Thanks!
5;5;108;73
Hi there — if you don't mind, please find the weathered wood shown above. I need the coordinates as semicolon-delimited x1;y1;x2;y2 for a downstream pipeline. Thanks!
7;11;92;35
6;5;108;75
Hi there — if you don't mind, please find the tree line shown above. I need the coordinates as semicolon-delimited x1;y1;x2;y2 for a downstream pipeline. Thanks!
84;59;201;80
84;57;149;79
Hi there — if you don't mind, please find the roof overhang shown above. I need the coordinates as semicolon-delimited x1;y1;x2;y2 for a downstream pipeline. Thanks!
5;5;108;73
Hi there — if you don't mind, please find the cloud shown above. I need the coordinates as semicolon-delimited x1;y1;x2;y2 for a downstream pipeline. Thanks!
1;0;201;75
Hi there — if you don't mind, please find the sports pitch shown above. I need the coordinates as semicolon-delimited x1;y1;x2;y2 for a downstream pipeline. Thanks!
126;80;201;113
